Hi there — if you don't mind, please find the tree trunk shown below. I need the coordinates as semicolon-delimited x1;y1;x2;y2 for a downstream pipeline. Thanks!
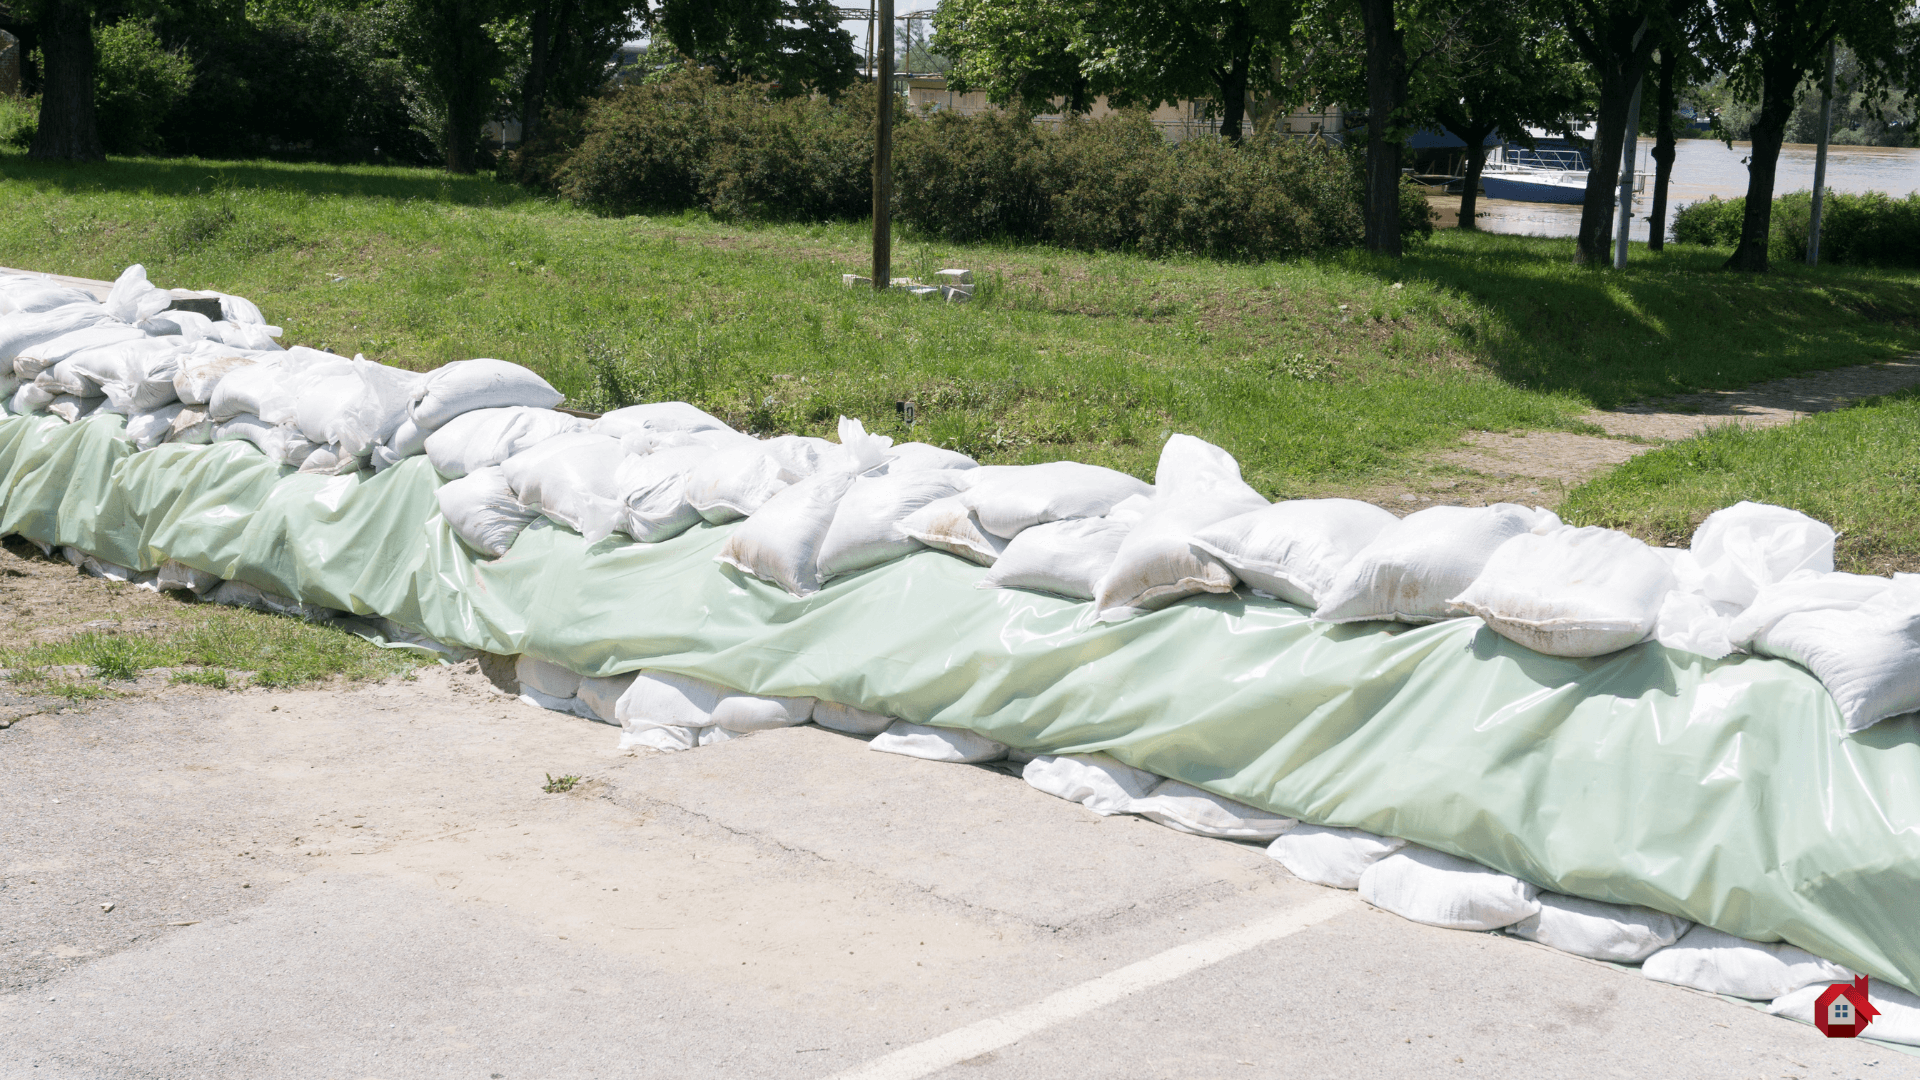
1357;0;1407;257
1648;50;1677;252
445;91;480;173
1726;53;1802;273
28;0;102;163
1217;6;1252;142
1574;52;1646;266
522;0;554;147
1458;131;1493;230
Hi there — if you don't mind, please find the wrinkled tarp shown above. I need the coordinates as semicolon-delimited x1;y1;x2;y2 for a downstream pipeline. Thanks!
5;412;1917;993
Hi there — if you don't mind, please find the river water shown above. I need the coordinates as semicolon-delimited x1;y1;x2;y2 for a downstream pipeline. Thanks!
1428;138;1920;241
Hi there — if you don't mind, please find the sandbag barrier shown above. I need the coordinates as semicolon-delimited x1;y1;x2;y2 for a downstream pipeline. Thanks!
4;266;1919;1041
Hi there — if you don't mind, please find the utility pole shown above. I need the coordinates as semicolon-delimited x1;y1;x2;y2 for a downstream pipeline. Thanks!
1614;74;1644;270
1807;40;1837;266
871;0;894;291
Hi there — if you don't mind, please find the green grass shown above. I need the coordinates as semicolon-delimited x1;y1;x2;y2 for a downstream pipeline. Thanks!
0;152;1915;496
1562;389;1920;574
0;609;426;694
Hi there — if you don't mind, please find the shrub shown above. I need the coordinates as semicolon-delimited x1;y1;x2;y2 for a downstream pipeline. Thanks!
557;68;740;214
892;107;1053;243
1046;113;1164;250
1671;194;1745;247
0;95;36;150
1672;190;1920;268
703;89;875;222
94;18;196;155
1140;135;1367;260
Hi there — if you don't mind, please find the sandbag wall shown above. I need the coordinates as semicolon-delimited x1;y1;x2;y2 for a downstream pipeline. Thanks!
4;266;1920;1042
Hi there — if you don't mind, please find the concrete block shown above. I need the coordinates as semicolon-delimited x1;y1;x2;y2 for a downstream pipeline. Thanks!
935;268;973;286
906;285;941;299
942;285;973;303
842;274;872;288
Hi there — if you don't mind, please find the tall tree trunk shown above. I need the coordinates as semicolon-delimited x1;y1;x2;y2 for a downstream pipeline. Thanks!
1574;50;1647;266
445;90;480;173
1648;50;1677;252
1217;6;1252;142
28;0;103;163
1357;0;1407;257
1457;128;1494;230
523;0;555;146
1726;54;1802;273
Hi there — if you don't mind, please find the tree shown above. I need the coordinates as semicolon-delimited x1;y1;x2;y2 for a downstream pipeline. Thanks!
652;0;860;96
24;0;103;160
519;0;637;146
1559;0;1668;266
1355;0;1407;253
933;0;1095;114
393;0;509;172
1705;0;1916;271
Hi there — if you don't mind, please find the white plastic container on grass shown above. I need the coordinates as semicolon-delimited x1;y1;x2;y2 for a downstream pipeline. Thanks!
1192;499;1400;608
1450;526;1676;657
1314;503;1558;624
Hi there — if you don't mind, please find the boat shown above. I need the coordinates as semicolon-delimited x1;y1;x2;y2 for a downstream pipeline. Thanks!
1445;127;1597;204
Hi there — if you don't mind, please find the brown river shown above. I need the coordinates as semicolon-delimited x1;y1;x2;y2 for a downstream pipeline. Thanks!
1428;138;1920;241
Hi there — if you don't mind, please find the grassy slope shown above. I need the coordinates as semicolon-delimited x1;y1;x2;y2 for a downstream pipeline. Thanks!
1;153;1917;503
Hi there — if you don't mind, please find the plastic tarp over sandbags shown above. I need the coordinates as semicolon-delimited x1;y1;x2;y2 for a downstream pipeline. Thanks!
1315;504;1557;624
1450;526;1676;657
1266;825;1407;889
1503;893;1691;963
409;359;562;430
4;413;1920;997
425;406;585;479
1192;499;1398;609
1642;925;1850;1000
437;466;540;558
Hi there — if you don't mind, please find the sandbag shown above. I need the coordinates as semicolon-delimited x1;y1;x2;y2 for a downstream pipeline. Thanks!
811;700;896;735
961;461;1153;539
499;431;627;542
1450;526;1676;657
1192;499;1401;608
215;414;319;467
614;445;708;543
1094;442;1267;618
1022;753;1160;815
521;684;596;719
1742;573;1920;733
1504;893;1691;963
683;442;807;524
516;656;583;699
22;324;153;384
297;443;366;476
385;418;429;461
0;303;113;370
897;496;1009;565
612;669;808;744
173;353;257;405
139;308;216;341
436;466;539;558
124;404;186;452
1681;501;1836;611
424;406;586;479
1314;504;1557;624
1265;824;1408;889
1768;979;1920;1046
979;516;1132;600
1357;846;1541;931
48;395;106;424
167;406;214;445
619;424;757;457
0;282;95;315
90;343;187;414
103;264;173;324
296;358;424;458
592;401;731;441
712;693;816;733
154;559;219;594
11;381;54;414
817;468;972;579
1128;780;1295;840
715;468;859;596
209;348;351;424
576;673;636;724
885;442;977;472
409;358;562;430
869;720;1008;763
615;669;726;729
1641;925;1849;1000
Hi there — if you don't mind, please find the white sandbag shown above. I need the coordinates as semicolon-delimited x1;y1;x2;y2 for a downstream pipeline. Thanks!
884;442;977;472
612;445;708;543
520;684;595;719
63;546;141;582
215;413;319;467
619;424;757;457
208;319;283;352
1641;925;1849;1000
712;693;816;733
683;442;807;524
811;700;896;735
897;496;1009;565
172;352;257;405
409;358;562;430
154;559;219;595
592;401;731;441
123;404;185;451
1742;573;1920;732
516;656;583;699
614;670;727;729
23;324;154;385
980;517;1132;600
715;468;859;595
385;417;429;461
1093;440;1268;616
48;395;106;424
762;434;838;476
103;264;173;324
296;358;424;458
1681;501;1836;610
1450;526;1676;657
576;673;636;724
1265;824;1407;889
424;406;586;479
11;381;54;414
961;461;1153;539
0;282;95;315
1768;978;1920;1046
620;721;702;752
1357;846;1541;931
167;407;214;445
1503;892;1691;963
91;345;186;414
499;431;627;542
817;468;972;579
1022;753;1160;815
215;292;268;326
436;466;539;558
139;308;215;341
869;720;1008;763
0;303;113;370
1129;779;1295;840
296;443;366;476
0;373;16;409
208;347;352;424
1314;504;1558;624
1192;500;1406;608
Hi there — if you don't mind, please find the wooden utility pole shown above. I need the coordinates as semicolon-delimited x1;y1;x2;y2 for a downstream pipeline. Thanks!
872;0;895;291
1807;41;1837;266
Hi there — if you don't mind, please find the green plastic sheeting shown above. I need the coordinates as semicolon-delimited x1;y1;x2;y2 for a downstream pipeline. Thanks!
6;412;1919;994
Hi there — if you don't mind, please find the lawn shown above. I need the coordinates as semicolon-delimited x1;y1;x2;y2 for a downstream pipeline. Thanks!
4;152;1917;500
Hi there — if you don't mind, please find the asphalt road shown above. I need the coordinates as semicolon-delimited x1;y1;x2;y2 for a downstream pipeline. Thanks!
2;663;1912;1080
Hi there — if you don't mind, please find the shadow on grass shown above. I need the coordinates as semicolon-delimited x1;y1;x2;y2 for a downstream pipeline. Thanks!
0;151;544;209
1340;231;1920;409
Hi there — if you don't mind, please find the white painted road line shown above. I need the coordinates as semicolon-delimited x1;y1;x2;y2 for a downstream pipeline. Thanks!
825;893;1357;1080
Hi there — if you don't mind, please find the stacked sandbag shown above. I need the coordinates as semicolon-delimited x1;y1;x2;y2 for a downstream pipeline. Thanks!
294;356;426;471
1504;893;1691;963
499;431;629;542
1313;503;1560;624
377;358;564;470
817;465;975;579
869;719;1008;763
1449;526;1676;657
1655;502;1836;658
614;669;814;751
1092;435;1269;620
425;406;586;478
1357;845;1541;931
715;417;894;595
1267;824;1408;889
1192;499;1399;608
437;466;541;557
1641;925;1849;1000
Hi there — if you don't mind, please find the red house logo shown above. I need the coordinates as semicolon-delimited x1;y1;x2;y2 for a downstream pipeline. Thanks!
1815;976;1880;1038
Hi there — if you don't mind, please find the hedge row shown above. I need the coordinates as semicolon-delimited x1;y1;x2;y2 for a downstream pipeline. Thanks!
550;69;1431;261
1671;190;1920;268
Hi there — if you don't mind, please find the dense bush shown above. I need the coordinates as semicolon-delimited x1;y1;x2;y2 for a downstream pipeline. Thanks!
0;94;36;149
94;19;195;155
1672;190;1920;268
556;69;1412;262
